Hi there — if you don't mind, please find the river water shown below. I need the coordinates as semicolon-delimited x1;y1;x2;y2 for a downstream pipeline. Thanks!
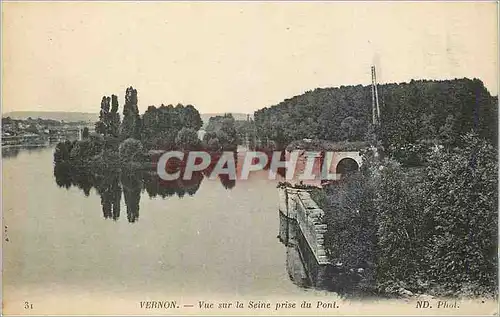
2;146;327;300
3;146;497;316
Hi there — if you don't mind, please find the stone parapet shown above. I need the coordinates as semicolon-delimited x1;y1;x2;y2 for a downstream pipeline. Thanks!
278;186;331;265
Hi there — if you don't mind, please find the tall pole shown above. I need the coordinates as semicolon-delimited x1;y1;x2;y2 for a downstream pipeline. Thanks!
371;66;381;126
371;67;377;125
374;67;381;123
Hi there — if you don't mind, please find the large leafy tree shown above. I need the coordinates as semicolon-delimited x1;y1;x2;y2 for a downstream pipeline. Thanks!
109;94;121;137
254;78;497;153
182;104;203;131
95;96;111;136
121;87;141;139
205;114;238;150
175;127;201;150
140;103;203;150
423;133;498;292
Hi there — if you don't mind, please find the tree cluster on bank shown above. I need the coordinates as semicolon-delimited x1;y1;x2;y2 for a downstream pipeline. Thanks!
203;114;239;151
254;78;497;159
55;86;241;168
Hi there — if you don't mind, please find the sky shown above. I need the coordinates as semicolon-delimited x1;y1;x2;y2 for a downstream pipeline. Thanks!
2;1;498;114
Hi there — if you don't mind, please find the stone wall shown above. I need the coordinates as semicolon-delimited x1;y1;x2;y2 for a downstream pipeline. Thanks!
278;187;330;265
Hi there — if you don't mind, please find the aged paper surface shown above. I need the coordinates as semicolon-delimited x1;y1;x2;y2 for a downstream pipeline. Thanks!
1;1;498;316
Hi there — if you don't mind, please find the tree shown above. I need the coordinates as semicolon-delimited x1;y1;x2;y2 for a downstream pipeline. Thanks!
120;171;142;223
177;104;203;131
207;137;221;151
109;94;121;137
438;115;457;146
82;127;89;139
423;133;497;292
121;87;141;139
253;78;497;154
69;139;103;161
340;116;362;141
118;138;144;162
26;124;39;134
221;116;237;144
419;113;436;142
204;114;238;150
96;96;111;136
141;104;197;150
374;161;428;291
141;105;159;144
175;127;201;150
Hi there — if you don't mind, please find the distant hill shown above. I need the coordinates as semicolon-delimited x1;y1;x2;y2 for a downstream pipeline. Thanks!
254;78;497;146
200;113;252;128
3;111;98;122
3;111;252;126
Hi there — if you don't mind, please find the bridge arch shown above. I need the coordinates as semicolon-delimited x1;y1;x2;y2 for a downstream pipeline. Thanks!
329;151;362;179
336;157;359;177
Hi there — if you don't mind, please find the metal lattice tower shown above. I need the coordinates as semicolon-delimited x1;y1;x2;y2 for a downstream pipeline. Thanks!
371;66;381;125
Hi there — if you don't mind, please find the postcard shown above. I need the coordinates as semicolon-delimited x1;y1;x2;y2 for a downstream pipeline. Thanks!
2;1;498;315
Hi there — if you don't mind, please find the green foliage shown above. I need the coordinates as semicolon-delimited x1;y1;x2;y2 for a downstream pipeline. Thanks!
26;123;39;134
181;104;203;131
141;103;203;150
321;134;497;295
374;164;428;292
323;172;377;273
204;114;238;150
423;133;498;293
69;139;103;162
309;188;327;210
206;136;221;151
109;94;121;137
235;119;256;147
175;127;201;150
54;140;74;163
286;139;370;152
118;138;144;163
96;94;121;137
340;116;362;141
121;87;141;139
96;96;110;135
254;78;497;151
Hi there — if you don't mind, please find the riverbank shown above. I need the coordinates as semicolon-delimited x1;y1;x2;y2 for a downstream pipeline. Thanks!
2;143;51;149
301;134;498;299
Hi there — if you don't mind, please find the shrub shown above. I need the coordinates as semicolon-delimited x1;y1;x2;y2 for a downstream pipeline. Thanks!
320;134;497;296
323;173;377;271
54;140;74;163
175;127;201;150
69;139;102;162
119;138;144;163
423;133;498;293
374;164;428;292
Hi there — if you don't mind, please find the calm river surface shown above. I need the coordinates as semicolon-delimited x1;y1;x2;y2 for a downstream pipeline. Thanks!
3;146;326;298
4;146;497;317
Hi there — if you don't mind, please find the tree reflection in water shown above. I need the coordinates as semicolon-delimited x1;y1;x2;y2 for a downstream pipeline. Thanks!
53;157;236;223
121;171;141;223
94;172;121;220
2;147;20;158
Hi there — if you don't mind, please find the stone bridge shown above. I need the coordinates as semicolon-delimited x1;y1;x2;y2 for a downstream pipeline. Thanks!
284;149;364;185
330;151;362;175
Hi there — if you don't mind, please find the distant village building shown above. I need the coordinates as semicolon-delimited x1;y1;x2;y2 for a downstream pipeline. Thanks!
198;129;206;141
